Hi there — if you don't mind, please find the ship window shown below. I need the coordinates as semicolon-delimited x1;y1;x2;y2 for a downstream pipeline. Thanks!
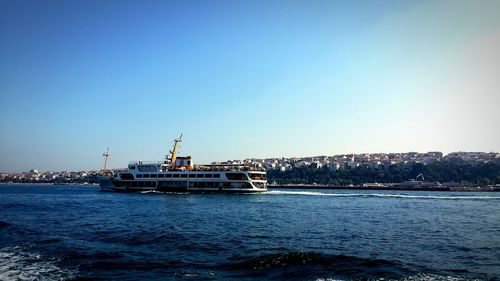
165;174;172;178
187;160;191;165
120;173;134;180
196;174;204;178
213;174;220;178
249;173;267;180
137;174;143;178
130;166;136;170
225;173;247;180
205;174;212;178
158;174;165;178
188;174;196;178
173;174;180;178
143;174;150;178
181;174;187;178
151;174;158;178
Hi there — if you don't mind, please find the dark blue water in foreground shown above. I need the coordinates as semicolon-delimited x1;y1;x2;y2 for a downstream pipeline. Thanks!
1;184;499;280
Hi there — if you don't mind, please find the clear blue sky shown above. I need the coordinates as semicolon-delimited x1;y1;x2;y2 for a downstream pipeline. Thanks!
1;0;499;172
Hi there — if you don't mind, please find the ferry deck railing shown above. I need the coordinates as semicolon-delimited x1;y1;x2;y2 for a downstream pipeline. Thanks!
128;161;266;172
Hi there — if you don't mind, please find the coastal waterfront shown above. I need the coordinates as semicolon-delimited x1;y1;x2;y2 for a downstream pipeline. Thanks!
2;151;498;187
1;184;499;280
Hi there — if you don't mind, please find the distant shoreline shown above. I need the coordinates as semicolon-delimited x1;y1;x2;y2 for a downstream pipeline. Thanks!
0;182;98;186
270;184;500;192
1;182;498;192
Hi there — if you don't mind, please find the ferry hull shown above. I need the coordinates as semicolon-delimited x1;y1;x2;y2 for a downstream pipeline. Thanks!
99;180;267;193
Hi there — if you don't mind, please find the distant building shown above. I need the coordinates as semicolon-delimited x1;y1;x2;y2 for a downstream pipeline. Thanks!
327;162;340;171
311;162;323;169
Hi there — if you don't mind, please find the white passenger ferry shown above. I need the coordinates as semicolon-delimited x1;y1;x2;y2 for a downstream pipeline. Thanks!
99;136;267;193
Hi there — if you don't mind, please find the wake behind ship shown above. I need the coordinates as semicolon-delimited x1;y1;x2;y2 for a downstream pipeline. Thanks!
99;135;267;193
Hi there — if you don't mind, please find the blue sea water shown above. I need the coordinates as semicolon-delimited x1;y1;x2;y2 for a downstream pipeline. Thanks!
0;184;499;280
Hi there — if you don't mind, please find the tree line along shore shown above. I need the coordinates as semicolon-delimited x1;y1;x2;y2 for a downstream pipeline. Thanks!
267;161;500;191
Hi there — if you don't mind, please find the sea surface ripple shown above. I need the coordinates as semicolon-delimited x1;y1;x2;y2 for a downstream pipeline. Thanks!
0;184;499;280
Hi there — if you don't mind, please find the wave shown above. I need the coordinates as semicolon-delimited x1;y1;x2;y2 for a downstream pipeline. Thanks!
98;232;186;246
140;190;190;195
78;259;186;271
219;251;415;280
140;190;161;194
0;221;40;236
0;246;76;281
317;274;483;281
219;252;486;280
265;190;500;200
222;251;403;270
0;221;11;228
399;273;484;281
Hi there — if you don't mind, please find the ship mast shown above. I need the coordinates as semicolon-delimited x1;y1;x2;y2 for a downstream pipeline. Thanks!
102;148;109;174
169;134;182;165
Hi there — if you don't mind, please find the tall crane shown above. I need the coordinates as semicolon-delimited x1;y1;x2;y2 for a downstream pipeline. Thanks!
102;148;110;175
169;134;183;165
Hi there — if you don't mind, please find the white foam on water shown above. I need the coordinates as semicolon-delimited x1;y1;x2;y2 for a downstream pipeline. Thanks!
0;246;76;281
140;190;161;194
316;274;481;281
401;273;482;281
265;190;500;200
140;190;190;195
